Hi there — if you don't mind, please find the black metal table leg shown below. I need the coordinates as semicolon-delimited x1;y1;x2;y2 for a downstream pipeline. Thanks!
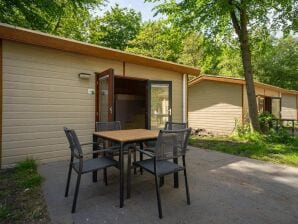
127;147;132;199
173;158;179;188
120;142;124;208
92;134;98;182
140;142;143;175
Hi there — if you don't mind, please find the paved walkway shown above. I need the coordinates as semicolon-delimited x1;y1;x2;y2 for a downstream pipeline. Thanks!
39;147;298;224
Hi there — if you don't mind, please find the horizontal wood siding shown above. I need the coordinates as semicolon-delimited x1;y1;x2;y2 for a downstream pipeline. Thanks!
2;41;184;167
281;94;297;120
125;63;183;123
188;81;242;135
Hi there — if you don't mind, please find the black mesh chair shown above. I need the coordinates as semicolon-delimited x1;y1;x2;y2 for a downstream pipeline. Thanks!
165;121;187;130
145;122;188;150
95;121;137;177
64;127;118;213
133;128;192;219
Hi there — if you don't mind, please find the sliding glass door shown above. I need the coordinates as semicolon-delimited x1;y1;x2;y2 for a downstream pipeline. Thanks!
148;81;172;129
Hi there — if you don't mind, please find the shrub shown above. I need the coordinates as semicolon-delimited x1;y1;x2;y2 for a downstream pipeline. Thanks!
258;112;276;133
266;128;295;144
14;159;43;188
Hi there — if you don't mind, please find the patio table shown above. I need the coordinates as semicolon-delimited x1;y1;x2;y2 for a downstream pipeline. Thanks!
92;129;159;208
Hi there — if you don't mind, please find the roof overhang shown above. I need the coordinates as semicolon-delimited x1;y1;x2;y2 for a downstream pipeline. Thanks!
0;23;200;76
189;75;298;95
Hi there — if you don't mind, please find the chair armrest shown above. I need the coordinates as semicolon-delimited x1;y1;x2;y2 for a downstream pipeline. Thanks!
136;148;154;157
80;142;99;147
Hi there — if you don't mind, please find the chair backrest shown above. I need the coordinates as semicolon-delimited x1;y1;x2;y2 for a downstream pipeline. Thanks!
63;127;83;158
164;122;187;130
95;121;121;132
155;128;191;161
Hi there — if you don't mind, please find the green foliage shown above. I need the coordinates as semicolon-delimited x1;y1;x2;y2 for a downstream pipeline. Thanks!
15;158;37;171
258;111;276;123
15;159;43;188
190;134;298;167
148;0;297;37
0;204;13;220
91;4;142;50
0;159;49;222
0;0;102;35
266;128;296;144
233;122;264;143
254;36;298;90
126;21;183;61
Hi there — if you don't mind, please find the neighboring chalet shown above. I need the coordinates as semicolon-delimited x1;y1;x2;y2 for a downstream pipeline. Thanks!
188;75;298;135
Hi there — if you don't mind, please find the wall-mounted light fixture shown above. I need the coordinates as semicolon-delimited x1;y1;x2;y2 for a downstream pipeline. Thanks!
78;72;92;80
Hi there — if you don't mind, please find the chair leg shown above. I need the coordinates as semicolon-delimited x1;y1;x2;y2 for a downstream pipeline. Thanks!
159;176;164;187
182;156;190;205
65;160;73;197
127;148;132;198
103;151;108;185
72;173;82;213
103;168;108;186
154;174;163;219
140;143;143;175
133;149;137;175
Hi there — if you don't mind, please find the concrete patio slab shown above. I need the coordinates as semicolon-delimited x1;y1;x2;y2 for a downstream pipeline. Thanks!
38;147;298;224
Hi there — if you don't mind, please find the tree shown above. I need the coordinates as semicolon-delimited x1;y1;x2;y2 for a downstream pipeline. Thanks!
0;0;102;41
90;4;142;50
178;32;223;74
148;0;297;132
254;36;298;90
126;21;183;61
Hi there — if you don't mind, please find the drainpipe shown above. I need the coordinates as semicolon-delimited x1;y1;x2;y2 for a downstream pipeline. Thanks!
183;74;187;123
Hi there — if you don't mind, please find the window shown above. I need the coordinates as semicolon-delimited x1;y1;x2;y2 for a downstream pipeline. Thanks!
256;95;281;118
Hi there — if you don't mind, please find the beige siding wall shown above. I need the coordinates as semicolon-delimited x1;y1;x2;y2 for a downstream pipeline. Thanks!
2;41;183;167
281;94;297;120
188;81;242;135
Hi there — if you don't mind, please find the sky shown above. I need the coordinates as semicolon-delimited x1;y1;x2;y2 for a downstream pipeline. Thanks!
94;0;162;21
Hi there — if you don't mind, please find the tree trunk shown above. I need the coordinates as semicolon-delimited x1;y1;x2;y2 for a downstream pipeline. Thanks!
239;33;260;131
229;5;260;132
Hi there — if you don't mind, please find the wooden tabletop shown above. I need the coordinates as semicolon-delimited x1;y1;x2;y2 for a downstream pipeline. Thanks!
93;129;159;142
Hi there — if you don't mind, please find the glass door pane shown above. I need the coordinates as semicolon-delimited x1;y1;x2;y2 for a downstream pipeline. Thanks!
148;81;172;129
99;76;109;121
95;69;114;122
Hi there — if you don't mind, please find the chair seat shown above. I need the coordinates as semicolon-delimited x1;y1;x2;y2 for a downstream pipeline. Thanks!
134;159;184;176
73;157;117;174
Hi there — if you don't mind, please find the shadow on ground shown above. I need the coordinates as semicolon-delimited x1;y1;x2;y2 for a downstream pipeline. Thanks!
38;147;298;224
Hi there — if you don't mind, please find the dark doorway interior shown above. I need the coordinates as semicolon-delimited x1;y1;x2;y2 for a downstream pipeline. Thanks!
114;76;147;129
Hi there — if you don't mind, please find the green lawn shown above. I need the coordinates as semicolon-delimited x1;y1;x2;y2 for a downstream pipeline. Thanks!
0;159;50;224
189;133;298;167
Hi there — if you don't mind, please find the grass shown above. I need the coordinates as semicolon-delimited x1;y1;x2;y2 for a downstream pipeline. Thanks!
0;159;50;224
189;131;298;167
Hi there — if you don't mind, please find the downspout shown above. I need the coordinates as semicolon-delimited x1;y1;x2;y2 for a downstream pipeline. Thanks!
183;74;187;123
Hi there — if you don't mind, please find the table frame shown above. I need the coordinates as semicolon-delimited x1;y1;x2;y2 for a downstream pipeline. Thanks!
92;129;159;208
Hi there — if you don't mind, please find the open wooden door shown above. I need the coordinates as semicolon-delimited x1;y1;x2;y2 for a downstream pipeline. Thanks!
95;68;114;123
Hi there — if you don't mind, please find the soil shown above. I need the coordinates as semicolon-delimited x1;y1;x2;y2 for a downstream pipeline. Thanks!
0;169;51;224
